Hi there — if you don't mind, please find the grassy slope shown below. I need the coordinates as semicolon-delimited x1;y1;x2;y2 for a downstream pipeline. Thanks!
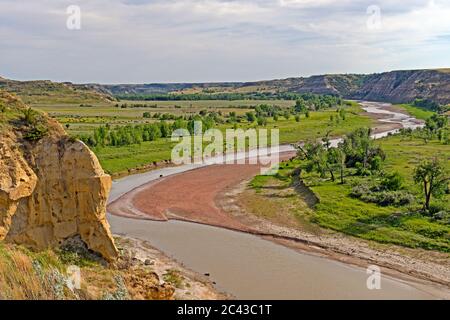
0;79;112;105
396;104;435;120
95;104;372;174
251;136;450;252
312;136;449;251
0;240;173;300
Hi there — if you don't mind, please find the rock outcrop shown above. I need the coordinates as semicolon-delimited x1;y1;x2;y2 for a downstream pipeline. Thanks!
0;91;117;261
351;69;450;104
90;69;450;105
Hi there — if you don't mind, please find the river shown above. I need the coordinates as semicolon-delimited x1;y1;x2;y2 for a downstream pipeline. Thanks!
107;101;441;299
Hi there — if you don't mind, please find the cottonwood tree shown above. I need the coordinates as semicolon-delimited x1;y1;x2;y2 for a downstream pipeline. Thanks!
413;158;448;212
297;142;342;182
297;142;328;179
328;147;346;184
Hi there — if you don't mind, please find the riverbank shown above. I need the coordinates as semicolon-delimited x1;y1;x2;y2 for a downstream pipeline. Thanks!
227;178;450;288
115;236;229;300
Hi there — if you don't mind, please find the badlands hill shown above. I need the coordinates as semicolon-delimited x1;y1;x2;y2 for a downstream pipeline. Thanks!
93;69;450;105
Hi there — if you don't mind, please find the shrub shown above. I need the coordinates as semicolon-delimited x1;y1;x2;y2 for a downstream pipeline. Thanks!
257;116;267;126
381;172;404;191
370;155;383;172
428;203;448;215
245;112;256;123
351;182;414;207
23;125;48;141
350;183;371;198
432;211;450;224
355;162;371;176
21;108;38;125
361;190;414;207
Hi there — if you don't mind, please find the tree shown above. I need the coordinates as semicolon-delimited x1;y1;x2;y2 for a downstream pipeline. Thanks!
294;99;307;113
340;128;385;170
257;116;267;126
245;111;256;123
327;147;346;184
297;142;330;180
425;114;448;133
337;148;346;184
413;158;448;211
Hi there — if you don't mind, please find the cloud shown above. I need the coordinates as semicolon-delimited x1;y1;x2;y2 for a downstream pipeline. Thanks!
0;0;449;83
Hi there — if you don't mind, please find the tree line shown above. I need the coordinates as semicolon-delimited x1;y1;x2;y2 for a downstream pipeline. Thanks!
114;92;344;102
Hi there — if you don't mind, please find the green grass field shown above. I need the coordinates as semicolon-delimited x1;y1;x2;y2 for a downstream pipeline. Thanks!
35;99;295;135
93;103;372;174
396;104;435;120
250;135;450;252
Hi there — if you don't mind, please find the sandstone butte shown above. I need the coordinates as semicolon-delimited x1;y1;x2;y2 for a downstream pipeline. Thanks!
0;91;118;261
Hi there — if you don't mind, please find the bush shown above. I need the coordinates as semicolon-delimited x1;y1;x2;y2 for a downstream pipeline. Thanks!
351;182;414;207
432;211;450;224
370;155;383;172
428;203;448;215
361;191;414;207
355;162;371;176
350;183;371;198
381;172;404;191
23;125;48;141
21;107;38;125
257;116;267;126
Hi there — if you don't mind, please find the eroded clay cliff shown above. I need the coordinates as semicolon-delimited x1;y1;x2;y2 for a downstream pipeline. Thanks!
0;91;117;261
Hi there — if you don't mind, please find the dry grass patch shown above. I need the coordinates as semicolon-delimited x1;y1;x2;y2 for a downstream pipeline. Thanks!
239;176;322;235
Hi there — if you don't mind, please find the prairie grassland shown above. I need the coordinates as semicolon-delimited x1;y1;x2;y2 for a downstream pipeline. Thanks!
396;104;435;120
248;136;450;252
34;99;295;135
94;103;372;174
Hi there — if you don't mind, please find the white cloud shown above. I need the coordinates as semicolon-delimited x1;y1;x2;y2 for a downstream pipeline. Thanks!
0;0;449;83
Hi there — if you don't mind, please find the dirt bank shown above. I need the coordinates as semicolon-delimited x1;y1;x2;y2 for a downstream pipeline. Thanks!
108;152;296;231
115;236;229;300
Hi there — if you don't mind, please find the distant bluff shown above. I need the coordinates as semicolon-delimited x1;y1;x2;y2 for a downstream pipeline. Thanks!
0;91;118;261
91;69;450;105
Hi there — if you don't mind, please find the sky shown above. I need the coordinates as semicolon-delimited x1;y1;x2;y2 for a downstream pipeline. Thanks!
0;0;449;84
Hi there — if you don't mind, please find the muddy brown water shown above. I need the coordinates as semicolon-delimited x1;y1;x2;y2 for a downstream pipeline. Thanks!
107;102;445;299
